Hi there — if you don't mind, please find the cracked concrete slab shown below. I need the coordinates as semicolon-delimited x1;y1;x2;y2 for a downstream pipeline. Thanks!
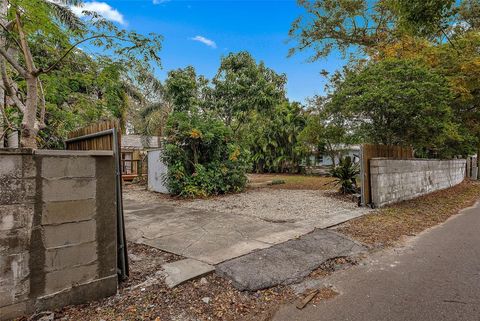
125;199;309;265
162;258;214;288
123;188;369;266
216;229;366;291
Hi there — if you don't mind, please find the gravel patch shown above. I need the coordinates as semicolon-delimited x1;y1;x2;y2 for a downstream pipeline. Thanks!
123;185;371;228
169;189;371;226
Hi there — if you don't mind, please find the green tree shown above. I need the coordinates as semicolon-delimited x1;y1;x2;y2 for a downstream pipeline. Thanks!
390;0;456;38
376;32;480;158
212;51;286;129
165;66;210;113
0;0;162;147
246;101;306;173
299;100;354;166
389;0;480;39
328;59;458;156
289;0;395;61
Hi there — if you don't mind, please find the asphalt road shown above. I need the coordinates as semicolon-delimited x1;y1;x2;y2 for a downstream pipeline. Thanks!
273;201;480;321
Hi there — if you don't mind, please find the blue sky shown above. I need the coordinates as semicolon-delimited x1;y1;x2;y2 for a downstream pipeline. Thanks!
78;0;348;103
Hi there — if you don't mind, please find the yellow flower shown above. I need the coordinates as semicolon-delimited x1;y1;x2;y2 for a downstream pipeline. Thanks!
229;147;240;161
190;129;202;139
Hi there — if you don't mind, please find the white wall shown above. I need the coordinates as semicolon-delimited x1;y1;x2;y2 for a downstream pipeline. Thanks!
147;149;169;194
370;158;466;207
308;150;360;166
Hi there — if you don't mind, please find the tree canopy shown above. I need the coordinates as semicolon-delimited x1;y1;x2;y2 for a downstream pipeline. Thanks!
0;0;162;147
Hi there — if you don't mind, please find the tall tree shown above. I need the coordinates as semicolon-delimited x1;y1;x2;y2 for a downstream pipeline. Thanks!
165;66;210;113
0;0;162;147
327;59;458;156
212;51;286;129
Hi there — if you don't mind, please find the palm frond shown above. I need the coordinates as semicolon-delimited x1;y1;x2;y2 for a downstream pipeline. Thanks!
121;81;145;104
45;1;85;32
140;101;167;118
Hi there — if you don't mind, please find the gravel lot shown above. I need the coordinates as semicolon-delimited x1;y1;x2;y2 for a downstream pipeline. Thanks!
124;185;370;228
177;189;369;224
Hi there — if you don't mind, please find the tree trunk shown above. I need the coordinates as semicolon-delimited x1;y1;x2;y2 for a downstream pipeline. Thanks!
0;0;7;147
0;78;4;148
21;76;38;148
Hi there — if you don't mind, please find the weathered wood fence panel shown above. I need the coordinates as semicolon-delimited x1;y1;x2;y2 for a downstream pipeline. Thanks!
66;120;120;151
360;144;414;206
466;156;478;179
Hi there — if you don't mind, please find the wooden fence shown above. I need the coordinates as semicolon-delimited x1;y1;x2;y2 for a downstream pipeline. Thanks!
361;144;414;206
66;120;120;151
466;156;478;179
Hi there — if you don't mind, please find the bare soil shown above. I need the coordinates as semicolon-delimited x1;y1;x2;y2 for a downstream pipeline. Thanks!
24;243;294;321
248;174;335;190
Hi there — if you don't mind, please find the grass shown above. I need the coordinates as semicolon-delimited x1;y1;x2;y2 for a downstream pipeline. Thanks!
248;173;336;190
337;180;480;247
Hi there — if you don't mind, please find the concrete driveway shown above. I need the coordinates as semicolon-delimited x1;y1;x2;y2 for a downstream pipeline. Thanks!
123;186;369;265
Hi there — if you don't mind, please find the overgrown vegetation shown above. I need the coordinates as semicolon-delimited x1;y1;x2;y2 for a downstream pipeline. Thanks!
162;111;249;197
291;0;480;159
0;0;162;148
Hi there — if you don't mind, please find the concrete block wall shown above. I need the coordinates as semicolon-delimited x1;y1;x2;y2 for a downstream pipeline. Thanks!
370;158;466;207
0;149;117;320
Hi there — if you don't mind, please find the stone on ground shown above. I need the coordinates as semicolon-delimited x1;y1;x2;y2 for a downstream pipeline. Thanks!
162;258;214;288
216;229;366;291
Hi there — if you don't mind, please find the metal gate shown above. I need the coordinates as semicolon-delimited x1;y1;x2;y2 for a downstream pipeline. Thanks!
65;120;129;279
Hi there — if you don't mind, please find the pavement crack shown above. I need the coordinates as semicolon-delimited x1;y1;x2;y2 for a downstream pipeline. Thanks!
443;299;468;305
181;226;209;254
260;218;297;224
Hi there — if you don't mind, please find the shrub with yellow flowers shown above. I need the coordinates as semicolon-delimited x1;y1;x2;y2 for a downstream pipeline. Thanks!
162;111;250;197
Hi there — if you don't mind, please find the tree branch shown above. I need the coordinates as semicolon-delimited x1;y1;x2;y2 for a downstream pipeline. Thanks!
39;35;122;74
441;28;458;52
0;59;25;113
0;46;27;77
0;20;21;50
15;11;35;74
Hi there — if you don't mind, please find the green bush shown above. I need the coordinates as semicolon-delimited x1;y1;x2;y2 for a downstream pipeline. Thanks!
268;179;286;185
329;156;360;194
162;111;250;197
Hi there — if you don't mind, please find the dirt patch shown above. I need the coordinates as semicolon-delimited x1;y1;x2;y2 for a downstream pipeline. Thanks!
248;174;335;190
308;256;360;279
336;180;480;248
23;243;294;321
311;287;339;304
120;243;181;290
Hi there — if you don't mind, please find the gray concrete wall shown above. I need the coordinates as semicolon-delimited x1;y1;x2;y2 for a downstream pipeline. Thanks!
0;149;117;320
370;158;466;208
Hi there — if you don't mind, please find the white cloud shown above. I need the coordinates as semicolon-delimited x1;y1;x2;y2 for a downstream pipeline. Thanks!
71;1;126;25
153;0;170;4
191;35;217;48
